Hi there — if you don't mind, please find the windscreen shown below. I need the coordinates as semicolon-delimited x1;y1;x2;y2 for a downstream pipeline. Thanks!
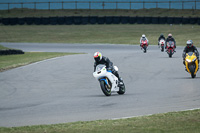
95;64;106;72
187;52;193;56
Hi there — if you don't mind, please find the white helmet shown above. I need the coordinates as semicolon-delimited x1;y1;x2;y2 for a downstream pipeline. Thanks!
94;52;102;62
142;34;146;38
186;40;193;48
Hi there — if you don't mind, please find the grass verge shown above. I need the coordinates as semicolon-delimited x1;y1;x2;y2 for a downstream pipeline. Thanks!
0;9;200;18
0;45;79;72
0;109;200;133
1;24;200;47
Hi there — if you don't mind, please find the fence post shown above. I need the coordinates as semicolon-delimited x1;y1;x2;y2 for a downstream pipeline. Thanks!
130;2;131;10
89;1;91;10
34;2;36;12
62;1;64;10
182;1;184;10
195;0;196;10
116;2;118;10
143;1;145;9
8;3;10;13
102;2;105;9
75;1;77;10
169;1;171;9
49;2;50;10
21;3;23;12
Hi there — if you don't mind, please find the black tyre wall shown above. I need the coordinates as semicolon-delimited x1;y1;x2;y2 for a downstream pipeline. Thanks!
121;16;129;24
81;17;89;25
65;16;73;25
89;16;97;24
97;17;105;24
144;17;151;24
105;16;113;24
136;16;144;24
113;16;121;24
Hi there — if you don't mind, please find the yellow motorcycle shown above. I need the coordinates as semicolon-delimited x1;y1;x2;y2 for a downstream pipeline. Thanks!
185;52;199;78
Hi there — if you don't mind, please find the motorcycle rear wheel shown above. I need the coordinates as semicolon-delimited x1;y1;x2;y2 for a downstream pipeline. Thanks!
100;80;111;96
117;84;125;95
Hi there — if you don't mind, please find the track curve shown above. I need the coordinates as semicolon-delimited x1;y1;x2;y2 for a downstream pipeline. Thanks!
0;43;200;127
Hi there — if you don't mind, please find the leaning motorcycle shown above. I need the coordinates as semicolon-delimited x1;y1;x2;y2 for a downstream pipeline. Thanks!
140;38;148;53
166;41;175;58
159;39;165;52
93;64;125;96
184;52;199;78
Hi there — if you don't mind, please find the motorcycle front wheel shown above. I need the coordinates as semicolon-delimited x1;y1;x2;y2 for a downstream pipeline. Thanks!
100;80;111;96
169;50;172;58
161;46;164;52
189;65;196;78
143;46;147;53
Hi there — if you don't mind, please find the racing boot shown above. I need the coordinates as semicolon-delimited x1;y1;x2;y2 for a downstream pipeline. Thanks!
118;77;124;87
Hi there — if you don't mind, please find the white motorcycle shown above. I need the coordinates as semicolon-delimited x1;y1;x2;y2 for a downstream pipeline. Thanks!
93;64;125;96
159;39;165;52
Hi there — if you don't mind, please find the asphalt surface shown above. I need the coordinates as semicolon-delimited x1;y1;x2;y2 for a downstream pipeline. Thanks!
0;43;200;127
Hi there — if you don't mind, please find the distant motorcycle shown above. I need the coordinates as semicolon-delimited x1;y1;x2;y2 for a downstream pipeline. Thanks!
184;52;199;78
140;38;148;53
166;41;175;58
93;64;125;96
159;39;165;52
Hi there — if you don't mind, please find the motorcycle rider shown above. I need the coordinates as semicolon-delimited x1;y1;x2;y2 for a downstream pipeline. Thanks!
140;34;149;48
182;40;199;65
93;52;123;86
165;33;176;50
158;34;165;46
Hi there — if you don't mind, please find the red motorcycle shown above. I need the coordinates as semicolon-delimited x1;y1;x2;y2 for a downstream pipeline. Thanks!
140;38;148;53
166;41;175;58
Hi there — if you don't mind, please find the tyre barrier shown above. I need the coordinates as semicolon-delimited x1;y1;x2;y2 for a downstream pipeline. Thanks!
65;16;73;25
49;17;57;25
113;16;121;24
1;16;200;25
167;17;174;24
121;16;129;24
97;17;105;24
57;17;65;25
182;17;189;24
129;17;137;24
105;16;113;24
0;49;24;55
73;16;82;25
18;18;25;25
81;17;89;25
136;17;144;24
152;17;159;24
89;16;97;24
159;17;167;24
144;17;151;24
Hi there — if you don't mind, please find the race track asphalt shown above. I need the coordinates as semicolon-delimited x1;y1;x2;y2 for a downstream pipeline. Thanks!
0;43;200;127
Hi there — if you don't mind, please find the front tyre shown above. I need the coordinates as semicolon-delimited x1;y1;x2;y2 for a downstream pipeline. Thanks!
169;50;172;58
189;65;196;78
143;46;147;53
161;46;164;52
100;80;111;96
117;84;125;95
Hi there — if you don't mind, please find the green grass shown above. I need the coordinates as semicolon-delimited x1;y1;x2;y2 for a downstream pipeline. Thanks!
0;9;200;18
0;24;200;47
0;109;200;133
0;51;78;72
